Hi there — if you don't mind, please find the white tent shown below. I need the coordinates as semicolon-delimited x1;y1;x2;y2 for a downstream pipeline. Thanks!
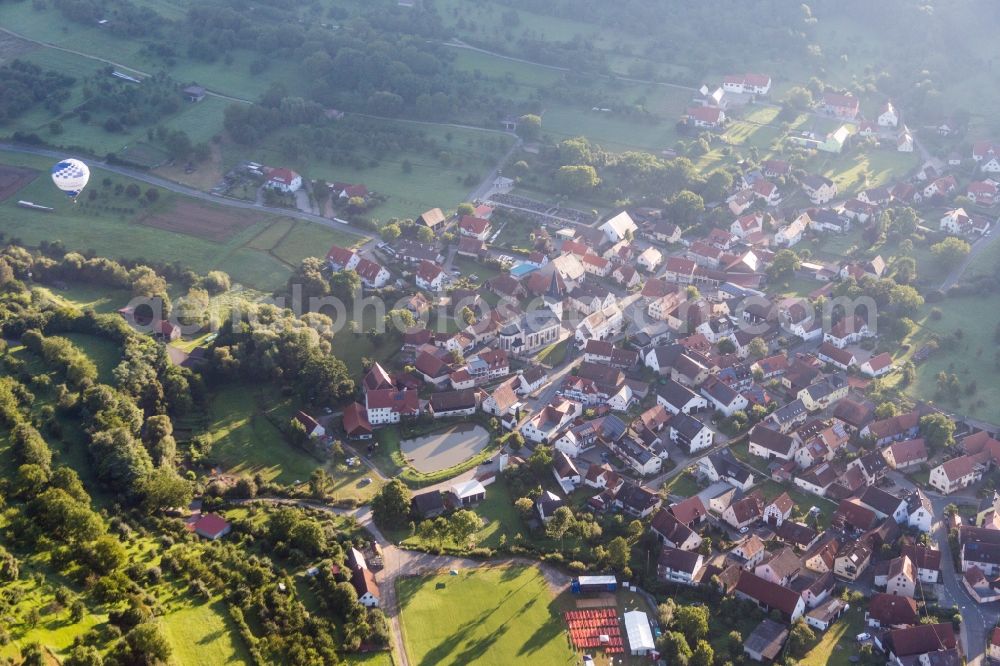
623;610;655;656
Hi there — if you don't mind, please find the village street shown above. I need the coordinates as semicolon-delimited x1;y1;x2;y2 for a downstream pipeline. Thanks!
887;471;1000;664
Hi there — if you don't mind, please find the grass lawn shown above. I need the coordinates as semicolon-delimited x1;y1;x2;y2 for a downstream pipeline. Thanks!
222;122;512;222
536;338;571;366
663;472;702;498
270;221;366;266
813;148;921;198
401;479;527;550
328;306;403;376
541;103;679;154
203;384;320;484
450;255;502;282
901;294;1000;424
344;653;394;666
0;151;365;292
965;232;1000;278
31;284;132;314
397;564;576;666
61;332;122;383
800;606;865;666
756;479;836;528
161;597;252;666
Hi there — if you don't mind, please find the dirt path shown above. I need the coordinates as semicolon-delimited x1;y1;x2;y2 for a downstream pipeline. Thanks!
938;226;998;291
231;497;573;666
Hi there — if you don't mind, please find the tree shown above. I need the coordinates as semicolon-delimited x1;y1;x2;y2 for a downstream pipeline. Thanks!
448;509;484;547
702;169;734;202
657;599;677;626
416;225;435;243
747;337;768;359
527;445;553;476
202;271;231;295
665;190;704;228
380;223;401;241
290;519;325;556
717;338;736;354
931;236;971;264
546;506;576;548
769;249;801;278
607;536;630;571
372;479;411;529
893;256;917;284
329;269;361;300
516;114;541;140
139;467;193;514
460;306;476;326
787;619;816;657
691;639;714;666
456;203;475;217
660;631;692;665
782;86;814;111
673;605;709;642
144;188;159;204
0;545;18;582
514;497;535;520
920;413;955;449
555;165;600;193
117;622;172;665
64;645;103;666
85;535;128;575
142;414;176;466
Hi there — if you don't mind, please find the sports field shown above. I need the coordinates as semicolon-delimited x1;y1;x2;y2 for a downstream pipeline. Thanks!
397;565;576;666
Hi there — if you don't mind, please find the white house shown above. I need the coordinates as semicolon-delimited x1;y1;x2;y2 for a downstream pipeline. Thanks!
658;547;704;586
929;456;981;495
415;260;445;291
701;378;748;417
669;412;714;453
354;257;392;289
774;213;810;247
877;102;899;127
599;211;638;244
575;305;624;346
860;352;894;378
636;247;663;272
801;175;837;205
656;379;708;415
266;167;302;193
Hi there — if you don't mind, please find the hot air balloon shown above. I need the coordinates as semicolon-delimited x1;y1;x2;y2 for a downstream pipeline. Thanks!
51;159;90;198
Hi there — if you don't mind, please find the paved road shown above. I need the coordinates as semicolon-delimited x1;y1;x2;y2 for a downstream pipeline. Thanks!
231;497;571;666
444;39;698;93
939;225;998;291
888;471;1000;664
0;142;379;244
0;26;253;105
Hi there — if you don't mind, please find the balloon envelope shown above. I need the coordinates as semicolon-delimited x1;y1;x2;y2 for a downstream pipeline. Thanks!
51;159;90;197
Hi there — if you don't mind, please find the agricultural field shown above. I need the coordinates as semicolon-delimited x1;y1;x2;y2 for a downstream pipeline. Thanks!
0;2;306;101
2;43;230;160
396;565;576;666
221;121;514;222
0;151;365;291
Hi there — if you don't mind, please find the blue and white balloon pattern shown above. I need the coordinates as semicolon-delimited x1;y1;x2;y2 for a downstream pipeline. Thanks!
51;159;91;197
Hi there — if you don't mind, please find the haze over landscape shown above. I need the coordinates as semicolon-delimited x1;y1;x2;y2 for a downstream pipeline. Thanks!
2;1;1000;665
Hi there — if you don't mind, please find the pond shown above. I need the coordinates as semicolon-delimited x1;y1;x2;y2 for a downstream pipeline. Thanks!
399;423;491;474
